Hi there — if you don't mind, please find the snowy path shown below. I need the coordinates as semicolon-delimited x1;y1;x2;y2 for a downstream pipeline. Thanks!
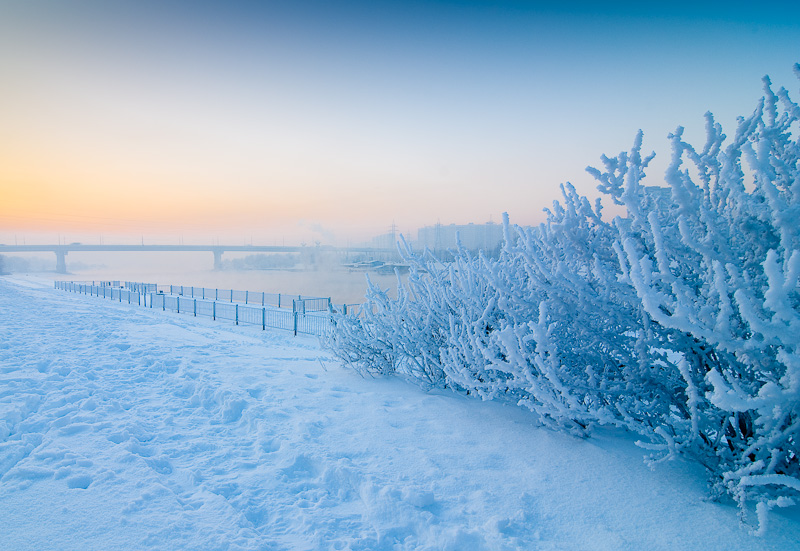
1;276;798;550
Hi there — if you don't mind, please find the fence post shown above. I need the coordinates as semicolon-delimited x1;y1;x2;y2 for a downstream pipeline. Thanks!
262;307;265;330
235;304;239;325
262;292;265;306
194;298;197;317
177;296;180;314
245;290;249;304
216;288;218;300
230;289;233;303
202;288;205;300
213;301;216;320
162;294;165;311
278;294;281;308
293;311;298;336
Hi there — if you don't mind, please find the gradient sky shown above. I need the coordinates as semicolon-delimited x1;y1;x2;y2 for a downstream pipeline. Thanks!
1;0;799;246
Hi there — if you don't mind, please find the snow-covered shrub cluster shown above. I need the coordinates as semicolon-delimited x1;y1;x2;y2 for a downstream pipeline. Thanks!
325;67;800;525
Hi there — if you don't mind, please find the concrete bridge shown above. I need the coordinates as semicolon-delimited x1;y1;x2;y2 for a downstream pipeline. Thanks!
0;244;393;273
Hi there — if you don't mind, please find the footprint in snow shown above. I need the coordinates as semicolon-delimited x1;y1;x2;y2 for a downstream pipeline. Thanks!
258;438;281;454
66;474;93;489
125;439;154;458
280;454;321;481
145;457;173;475
221;399;248;423
35;359;52;373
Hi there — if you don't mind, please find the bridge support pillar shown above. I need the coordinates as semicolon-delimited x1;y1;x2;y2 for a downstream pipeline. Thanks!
55;250;68;274
213;250;223;271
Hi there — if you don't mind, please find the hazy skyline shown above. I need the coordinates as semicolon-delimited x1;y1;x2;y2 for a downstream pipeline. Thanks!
2;1;799;246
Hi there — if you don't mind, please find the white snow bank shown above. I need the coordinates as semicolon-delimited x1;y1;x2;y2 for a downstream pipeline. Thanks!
1;275;798;550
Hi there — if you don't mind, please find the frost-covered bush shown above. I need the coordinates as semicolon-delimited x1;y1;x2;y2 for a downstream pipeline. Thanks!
589;70;800;524
328;194;668;435
325;65;800;525
326;250;450;387
452;186;685;436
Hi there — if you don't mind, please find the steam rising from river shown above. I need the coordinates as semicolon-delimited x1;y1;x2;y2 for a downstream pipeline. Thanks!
40;251;402;305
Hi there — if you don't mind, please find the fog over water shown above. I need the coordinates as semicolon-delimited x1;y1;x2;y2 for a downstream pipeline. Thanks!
40;251;401;306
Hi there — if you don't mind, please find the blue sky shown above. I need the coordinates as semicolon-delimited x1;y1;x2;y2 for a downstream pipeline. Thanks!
1;1;798;244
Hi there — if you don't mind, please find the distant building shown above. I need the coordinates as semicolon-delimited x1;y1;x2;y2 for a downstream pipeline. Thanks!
415;222;504;254
369;232;398;250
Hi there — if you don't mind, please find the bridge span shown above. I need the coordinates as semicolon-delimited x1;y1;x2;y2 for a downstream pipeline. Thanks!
0;244;393;273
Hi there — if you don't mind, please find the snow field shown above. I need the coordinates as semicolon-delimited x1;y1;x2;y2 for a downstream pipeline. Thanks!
1;276;799;550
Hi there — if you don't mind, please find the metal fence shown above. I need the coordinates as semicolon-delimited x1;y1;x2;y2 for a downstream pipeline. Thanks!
122;282;332;312
55;280;336;337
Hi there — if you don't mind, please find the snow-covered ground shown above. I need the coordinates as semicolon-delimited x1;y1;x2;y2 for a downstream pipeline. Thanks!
1;275;798;550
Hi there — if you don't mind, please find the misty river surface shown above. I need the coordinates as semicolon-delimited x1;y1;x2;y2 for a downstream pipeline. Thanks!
49;251;402;306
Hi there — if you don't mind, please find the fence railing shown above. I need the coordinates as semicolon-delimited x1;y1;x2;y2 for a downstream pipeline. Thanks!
120;282;332;311
55;280;339;337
